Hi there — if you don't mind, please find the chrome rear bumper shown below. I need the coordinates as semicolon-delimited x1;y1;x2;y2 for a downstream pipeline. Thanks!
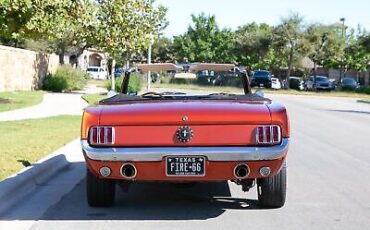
81;138;289;162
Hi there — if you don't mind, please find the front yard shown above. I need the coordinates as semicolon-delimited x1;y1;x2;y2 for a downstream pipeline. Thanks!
0;115;81;181
82;94;107;105
0;91;45;112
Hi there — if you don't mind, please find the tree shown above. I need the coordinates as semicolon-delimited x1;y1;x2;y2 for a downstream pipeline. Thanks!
0;0;96;63
359;33;370;53
273;13;305;86
234;22;274;69
151;37;174;62
93;0;167;58
0;0;167;65
302;24;343;80
173;13;235;63
344;28;370;77
0;0;34;47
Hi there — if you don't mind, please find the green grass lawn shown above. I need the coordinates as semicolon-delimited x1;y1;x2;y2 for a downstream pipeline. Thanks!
153;83;370;100
0;91;45;112
82;94;107;105
0;115;81;181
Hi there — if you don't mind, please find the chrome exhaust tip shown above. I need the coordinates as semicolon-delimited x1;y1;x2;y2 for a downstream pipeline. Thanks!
120;163;137;179
234;164;250;179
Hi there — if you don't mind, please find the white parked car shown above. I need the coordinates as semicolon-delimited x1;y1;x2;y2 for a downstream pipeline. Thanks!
86;66;108;79
271;77;282;89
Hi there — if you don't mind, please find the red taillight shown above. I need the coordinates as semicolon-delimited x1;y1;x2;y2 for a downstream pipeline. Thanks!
89;126;115;145
272;126;279;142
256;125;281;145
106;127;113;143
91;127;98;144
257;126;264;143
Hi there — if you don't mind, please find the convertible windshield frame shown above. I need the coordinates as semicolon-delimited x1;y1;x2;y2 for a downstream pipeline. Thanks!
99;92;271;105
119;63;252;95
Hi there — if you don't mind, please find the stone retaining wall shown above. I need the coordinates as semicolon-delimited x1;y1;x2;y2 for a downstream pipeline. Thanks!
0;45;60;91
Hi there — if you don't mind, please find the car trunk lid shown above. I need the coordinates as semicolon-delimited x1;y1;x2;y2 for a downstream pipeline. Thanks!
97;100;271;147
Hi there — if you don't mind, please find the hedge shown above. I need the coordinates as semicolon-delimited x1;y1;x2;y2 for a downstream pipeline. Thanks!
42;65;87;92
106;72;142;93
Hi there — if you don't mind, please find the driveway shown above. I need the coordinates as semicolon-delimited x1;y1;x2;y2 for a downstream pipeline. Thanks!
1;93;370;230
0;93;88;121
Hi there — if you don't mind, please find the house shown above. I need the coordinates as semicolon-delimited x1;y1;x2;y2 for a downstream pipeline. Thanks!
69;48;109;73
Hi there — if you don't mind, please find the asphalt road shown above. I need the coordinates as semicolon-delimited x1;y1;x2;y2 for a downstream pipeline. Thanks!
1;94;370;230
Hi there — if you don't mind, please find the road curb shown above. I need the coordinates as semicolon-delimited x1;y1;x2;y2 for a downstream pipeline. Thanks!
357;99;370;104
0;139;81;214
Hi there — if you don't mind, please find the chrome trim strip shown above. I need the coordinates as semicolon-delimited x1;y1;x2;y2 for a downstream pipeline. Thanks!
81;138;289;162
111;127;116;145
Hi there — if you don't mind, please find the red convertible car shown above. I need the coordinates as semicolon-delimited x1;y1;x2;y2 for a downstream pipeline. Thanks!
81;63;290;208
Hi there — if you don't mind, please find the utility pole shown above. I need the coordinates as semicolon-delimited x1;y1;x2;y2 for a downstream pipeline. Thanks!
146;23;161;92
111;59;115;91
339;17;346;85
147;36;152;92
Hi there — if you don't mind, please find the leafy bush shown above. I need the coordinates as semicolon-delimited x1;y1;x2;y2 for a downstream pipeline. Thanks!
128;73;142;93
196;76;210;85
160;76;172;84
358;86;370;94
42;75;68;92
42;65;87;92
219;76;243;87
169;78;189;84
106;76;123;92
106;72;142;93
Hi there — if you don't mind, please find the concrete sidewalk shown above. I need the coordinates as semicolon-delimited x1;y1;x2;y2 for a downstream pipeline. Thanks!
0;93;88;121
0;139;84;217
75;82;108;95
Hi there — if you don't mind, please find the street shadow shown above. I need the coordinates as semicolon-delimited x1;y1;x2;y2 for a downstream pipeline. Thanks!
0;98;11;104
324;109;370;115
40;180;261;221
1;160;264;221
17;160;31;167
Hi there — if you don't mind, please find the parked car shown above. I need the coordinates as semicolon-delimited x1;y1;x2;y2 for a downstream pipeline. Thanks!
340;77;360;91
289;76;305;90
81;63;290;208
114;67;124;78
86;66;108;80
271;77;282;89
305;75;334;91
251;70;272;88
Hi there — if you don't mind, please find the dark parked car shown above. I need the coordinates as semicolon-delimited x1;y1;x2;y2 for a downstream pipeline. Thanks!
251;70;272;88
289;76;305;90
305;76;334;91
340;77;360;91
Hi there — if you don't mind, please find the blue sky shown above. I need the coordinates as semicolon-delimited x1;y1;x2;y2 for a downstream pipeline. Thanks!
156;0;370;36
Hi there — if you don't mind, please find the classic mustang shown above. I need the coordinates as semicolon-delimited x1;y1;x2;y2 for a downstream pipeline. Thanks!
81;63;289;208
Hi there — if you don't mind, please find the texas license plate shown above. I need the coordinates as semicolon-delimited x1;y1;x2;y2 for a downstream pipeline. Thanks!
166;156;205;176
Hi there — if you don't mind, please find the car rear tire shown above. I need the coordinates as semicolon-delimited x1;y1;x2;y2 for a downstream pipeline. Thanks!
257;162;286;208
86;168;115;207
